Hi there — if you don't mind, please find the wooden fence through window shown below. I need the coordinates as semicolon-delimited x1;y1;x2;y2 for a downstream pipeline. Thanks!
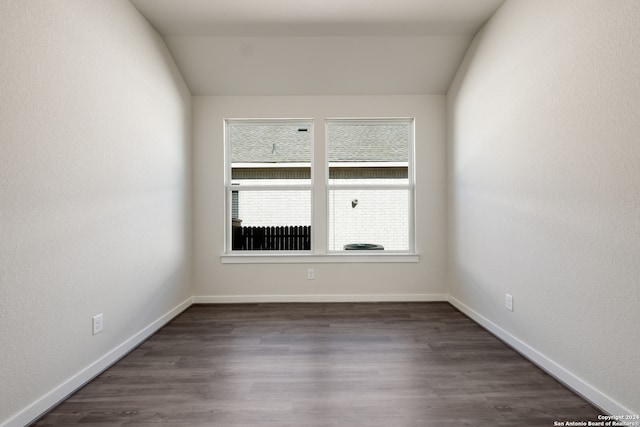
233;225;311;250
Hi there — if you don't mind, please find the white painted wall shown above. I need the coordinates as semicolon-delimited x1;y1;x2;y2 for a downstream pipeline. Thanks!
0;1;192;425
193;95;446;299
447;0;640;415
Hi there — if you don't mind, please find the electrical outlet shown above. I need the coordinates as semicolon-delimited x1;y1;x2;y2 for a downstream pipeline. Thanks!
92;313;104;335
307;268;315;280
505;294;514;312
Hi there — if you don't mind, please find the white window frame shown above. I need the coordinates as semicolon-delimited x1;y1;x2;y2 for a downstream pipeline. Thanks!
222;117;418;263
325;118;416;254
224;118;314;254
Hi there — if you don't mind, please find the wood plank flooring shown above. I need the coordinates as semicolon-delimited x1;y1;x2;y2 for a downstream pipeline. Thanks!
32;303;602;426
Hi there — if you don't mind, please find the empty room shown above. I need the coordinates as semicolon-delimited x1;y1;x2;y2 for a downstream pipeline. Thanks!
1;0;638;426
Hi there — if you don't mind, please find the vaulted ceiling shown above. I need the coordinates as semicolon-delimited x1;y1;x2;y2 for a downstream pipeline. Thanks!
130;0;505;96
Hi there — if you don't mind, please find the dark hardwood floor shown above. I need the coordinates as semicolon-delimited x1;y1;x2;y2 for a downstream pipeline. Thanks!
32;303;601;426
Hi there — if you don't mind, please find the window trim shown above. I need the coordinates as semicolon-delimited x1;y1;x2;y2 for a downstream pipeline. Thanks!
224;118;314;254
221;254;420;264
325;117;416;254
222;117;417;260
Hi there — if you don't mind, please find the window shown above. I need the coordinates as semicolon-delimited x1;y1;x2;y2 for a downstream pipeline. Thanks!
225;118;415;255
225;119;313;251
327;119;414;252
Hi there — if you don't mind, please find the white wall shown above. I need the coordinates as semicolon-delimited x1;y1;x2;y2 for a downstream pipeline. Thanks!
447;0;640;415
0;1;192;425
193;95;446;300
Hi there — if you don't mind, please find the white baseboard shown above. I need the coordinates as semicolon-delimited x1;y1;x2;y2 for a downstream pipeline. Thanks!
193;293;448;304
2;297;193;427
447;295;634;417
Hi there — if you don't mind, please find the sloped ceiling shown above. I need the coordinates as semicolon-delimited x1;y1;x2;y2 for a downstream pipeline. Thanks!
130;0;504;95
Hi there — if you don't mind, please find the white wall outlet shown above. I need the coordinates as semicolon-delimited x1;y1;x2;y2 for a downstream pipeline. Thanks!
307;268;315;280
92;313;104;335
505;294;514;312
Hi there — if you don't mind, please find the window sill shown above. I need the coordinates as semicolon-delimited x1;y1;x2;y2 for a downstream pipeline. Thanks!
220;253;419;264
